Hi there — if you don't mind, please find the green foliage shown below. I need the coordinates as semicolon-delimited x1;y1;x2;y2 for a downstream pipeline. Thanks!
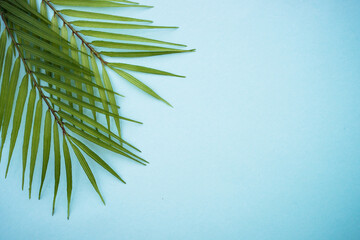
0;0;192;218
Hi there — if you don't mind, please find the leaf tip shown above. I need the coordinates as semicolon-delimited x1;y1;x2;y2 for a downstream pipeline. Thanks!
164;101;174;108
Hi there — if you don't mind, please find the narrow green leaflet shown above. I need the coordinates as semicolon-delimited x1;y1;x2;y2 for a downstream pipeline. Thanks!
0;57;20;163
112;67;172;106
63;135;72;219
71;21;176;29
92;41;182;51
60;25;74;110
80;30;187;47
52;121;61;215
0;30;7;78
40;0;55;98
101;49;194;58
69;140;105;204
29;0;37;10
29;99;43;199
6;75;29;176
22;88;37;189
60;9;152;23
102;65;122;140
50;13;64;103
39;110;52;199
70;34;84;117
50;0;152;8
81;44;97;121
95;0;139;3
90;53;111;131
108;62;185;78
0;43;14;133
40;0;47;17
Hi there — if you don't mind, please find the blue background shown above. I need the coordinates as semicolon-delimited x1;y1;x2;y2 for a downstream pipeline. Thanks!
1;0;360;239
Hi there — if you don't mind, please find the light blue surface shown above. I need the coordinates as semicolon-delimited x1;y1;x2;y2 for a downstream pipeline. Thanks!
1;0;360;239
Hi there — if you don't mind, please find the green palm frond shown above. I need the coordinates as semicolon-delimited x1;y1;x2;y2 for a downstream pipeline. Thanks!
0;0;193;218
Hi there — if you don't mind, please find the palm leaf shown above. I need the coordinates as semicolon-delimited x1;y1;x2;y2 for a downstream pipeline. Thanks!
0;0;193;217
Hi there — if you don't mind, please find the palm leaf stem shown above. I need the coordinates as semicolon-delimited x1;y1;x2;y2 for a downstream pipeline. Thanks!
1;12;68;135
43;0;108;66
